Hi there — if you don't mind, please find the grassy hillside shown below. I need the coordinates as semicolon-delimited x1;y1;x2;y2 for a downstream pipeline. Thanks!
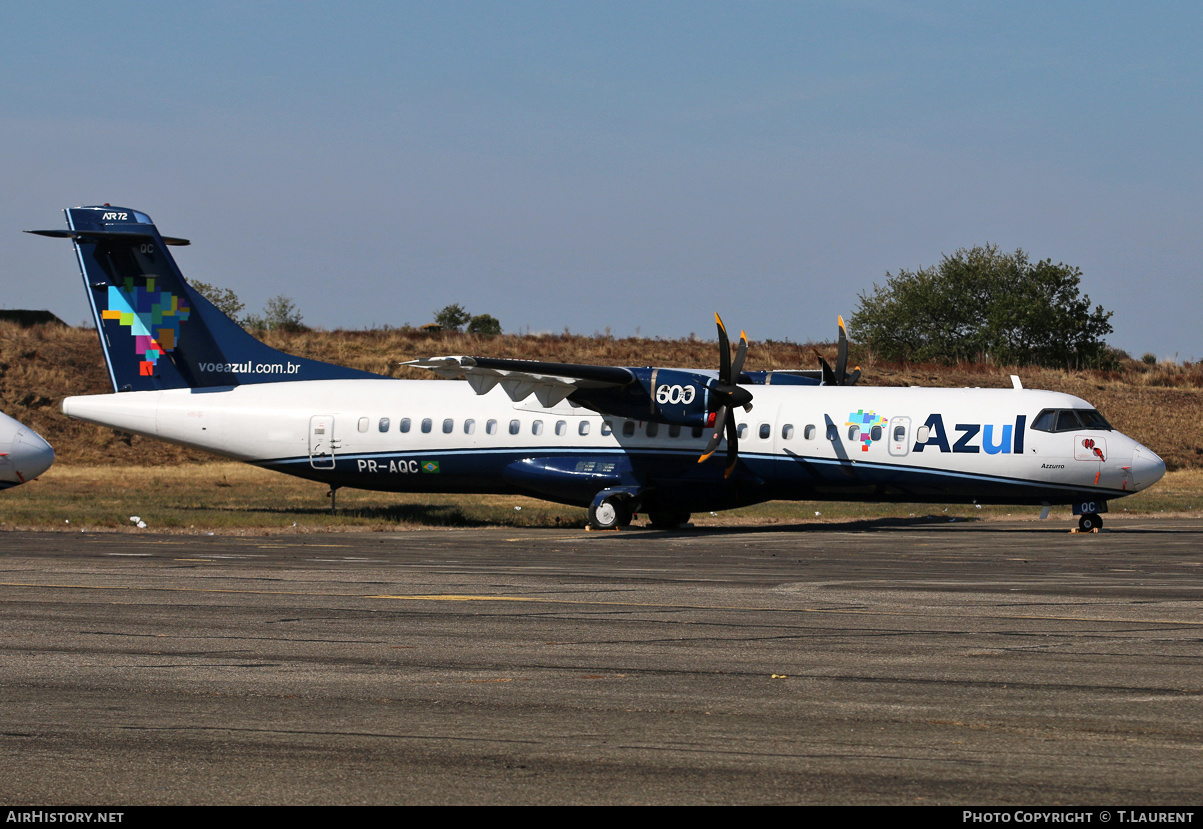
3;320;1201;470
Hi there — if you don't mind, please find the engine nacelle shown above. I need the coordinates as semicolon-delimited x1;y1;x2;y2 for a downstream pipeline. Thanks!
643;368;714;427
570;367;716;427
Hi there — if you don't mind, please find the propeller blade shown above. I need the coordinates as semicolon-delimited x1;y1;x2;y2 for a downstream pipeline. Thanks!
724;415;739;478
702;314;755;471
836;315;849;385
698;405;728;464
813;348;836;385
813;317;860;386
716;314;731;383
731;330;748;379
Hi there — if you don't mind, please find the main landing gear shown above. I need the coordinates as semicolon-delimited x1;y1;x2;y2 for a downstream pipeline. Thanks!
646;510;691;530
588;495;633;531
587;488;691;531
1078;512;1103;533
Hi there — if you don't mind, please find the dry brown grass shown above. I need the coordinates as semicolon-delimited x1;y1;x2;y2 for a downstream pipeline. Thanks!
3;322;1202;471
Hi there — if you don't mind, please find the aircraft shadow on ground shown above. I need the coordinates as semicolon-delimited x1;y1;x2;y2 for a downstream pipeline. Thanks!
644;516;1174;535
172;502;583;528
171;503;1173;534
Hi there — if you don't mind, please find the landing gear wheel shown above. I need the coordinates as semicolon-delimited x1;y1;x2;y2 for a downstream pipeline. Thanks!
647;510;690;530
589;497;632;530
1078;513;1103;532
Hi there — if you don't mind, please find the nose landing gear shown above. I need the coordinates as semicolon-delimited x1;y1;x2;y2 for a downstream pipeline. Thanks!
1072;500;1107;533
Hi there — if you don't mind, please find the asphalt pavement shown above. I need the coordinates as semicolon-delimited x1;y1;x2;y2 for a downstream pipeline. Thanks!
2;518;1201;805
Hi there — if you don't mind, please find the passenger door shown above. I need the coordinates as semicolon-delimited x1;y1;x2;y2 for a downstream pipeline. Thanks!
309;415;337;469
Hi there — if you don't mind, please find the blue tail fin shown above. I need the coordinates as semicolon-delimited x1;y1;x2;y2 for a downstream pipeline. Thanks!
31;206;383;392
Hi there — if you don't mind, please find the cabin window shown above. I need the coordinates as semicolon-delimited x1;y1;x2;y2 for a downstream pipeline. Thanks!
579;421;591;436
442;418;454;434
646;422;659;438
601;421;613;436
847;425;859;441
826;425;838;441
916;425;930;443
893;424;906;442
871;425;883;441
669;424;681;438
509;419;520;435
737;423;748;439
804;425;816;440
464;419;476;435
622;421;636;437
781;424;794;440
378;417;390;433
358;417;369;433
421;418;432;434
555;420;567;436
759;423;771;440
400;418;411;434
532;420;544;436
486;419;497;435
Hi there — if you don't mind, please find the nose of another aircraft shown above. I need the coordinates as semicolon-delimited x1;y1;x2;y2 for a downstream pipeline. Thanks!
1131;445;1166;491
10;429;55;483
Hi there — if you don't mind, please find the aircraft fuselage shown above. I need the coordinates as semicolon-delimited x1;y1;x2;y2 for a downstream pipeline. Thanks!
62;380;1162;513
0;410;55;490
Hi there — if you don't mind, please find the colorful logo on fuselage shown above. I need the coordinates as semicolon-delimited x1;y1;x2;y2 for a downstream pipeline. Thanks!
846;409;887;451
99;277;191;376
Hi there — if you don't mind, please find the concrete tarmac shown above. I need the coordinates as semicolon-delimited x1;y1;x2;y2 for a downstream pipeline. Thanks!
1;518;1201;805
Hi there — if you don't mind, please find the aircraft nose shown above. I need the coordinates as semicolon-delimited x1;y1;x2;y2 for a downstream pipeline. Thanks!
1131;445;1166;491
11;429;55;482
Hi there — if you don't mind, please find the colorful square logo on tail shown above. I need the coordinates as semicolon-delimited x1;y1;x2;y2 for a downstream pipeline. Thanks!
103;283;191;371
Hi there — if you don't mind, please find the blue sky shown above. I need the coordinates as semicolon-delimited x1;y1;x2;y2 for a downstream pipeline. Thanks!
3;2;1200;359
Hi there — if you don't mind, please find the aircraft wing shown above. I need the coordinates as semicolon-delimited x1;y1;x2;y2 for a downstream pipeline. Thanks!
403;356;635;408
759;368;825;384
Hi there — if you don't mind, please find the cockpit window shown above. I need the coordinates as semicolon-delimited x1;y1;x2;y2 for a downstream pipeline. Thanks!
1055;410;1083;432
1077;409;1112;430
1032;408;1113;433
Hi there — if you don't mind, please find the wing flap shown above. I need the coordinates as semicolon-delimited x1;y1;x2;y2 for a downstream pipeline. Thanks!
403;356;633;406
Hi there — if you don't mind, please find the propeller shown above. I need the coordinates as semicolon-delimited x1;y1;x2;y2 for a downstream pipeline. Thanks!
812;315;862;386
699;313;754;478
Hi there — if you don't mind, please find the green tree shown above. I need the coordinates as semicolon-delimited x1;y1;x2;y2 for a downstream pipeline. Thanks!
434;303;471;332
466;313;502;337
190;281;246;322
850;245;1113;368
245;295;307;332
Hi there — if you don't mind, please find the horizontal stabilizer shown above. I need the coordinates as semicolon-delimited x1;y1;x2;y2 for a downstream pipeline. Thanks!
26;229;191;246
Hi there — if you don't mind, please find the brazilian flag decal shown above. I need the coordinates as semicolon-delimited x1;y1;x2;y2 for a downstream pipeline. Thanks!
421;460;440;474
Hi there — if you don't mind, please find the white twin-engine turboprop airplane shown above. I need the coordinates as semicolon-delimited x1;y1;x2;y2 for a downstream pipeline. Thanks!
0;410;55;490
31;205;1165;531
